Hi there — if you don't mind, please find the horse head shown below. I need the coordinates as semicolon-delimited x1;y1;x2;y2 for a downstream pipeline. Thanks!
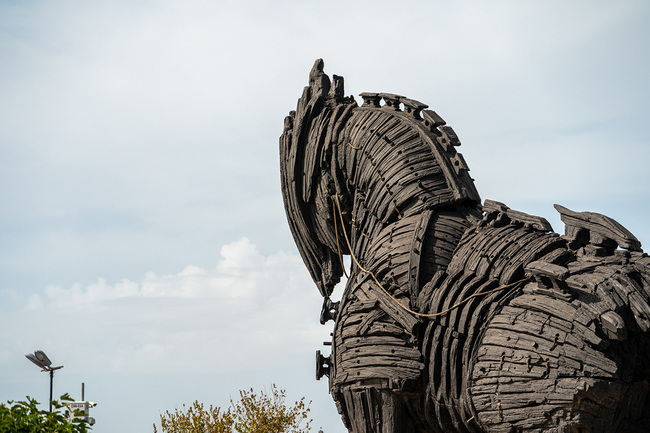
280;59;482;298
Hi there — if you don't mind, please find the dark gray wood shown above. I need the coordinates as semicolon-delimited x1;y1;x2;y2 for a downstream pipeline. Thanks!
555;204;642;251
280;59;650;432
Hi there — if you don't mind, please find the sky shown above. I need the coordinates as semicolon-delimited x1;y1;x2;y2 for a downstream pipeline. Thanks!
0;1;649;432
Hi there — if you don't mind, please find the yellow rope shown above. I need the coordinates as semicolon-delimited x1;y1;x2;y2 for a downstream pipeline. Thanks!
331;194;527;318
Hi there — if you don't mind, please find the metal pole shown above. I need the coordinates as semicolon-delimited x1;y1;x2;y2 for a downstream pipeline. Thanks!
82;382;85;401
49;370;53;412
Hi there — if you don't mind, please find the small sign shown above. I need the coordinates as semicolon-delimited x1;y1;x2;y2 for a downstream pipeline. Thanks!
67;401;90;414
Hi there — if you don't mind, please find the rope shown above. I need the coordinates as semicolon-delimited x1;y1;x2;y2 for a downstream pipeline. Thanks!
331;194;527;318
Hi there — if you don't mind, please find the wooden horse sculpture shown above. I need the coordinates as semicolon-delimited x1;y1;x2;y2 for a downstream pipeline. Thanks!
280;59;650;433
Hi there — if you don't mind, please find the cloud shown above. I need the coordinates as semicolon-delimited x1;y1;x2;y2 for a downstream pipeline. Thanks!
2;238;325;375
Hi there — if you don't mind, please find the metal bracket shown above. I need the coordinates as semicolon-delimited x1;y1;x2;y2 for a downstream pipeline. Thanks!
320;297;340;324
316;350;331;380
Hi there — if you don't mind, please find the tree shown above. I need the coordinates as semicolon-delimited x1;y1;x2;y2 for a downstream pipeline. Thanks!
0;394;89;433
155;385;312;433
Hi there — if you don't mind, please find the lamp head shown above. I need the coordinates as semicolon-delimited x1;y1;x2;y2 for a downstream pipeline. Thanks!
34;350;52;367
25;353;46;369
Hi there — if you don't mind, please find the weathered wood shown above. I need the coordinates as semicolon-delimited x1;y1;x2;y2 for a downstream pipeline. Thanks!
555;204;642;251
483;199;553;232
280;59;650;433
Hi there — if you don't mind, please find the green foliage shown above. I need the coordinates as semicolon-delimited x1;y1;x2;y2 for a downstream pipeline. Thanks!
0;394;89;433
155;385;312;433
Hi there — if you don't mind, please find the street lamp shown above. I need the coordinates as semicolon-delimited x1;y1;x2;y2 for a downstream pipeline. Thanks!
25;350;63;412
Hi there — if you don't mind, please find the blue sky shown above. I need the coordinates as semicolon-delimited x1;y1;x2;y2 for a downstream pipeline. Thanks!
1;1;649;432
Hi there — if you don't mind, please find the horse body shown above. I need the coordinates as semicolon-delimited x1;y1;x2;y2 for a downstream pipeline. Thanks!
280;60;650;432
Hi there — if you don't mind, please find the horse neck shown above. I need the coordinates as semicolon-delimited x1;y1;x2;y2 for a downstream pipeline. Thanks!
336;106;467;225
333;105;482;292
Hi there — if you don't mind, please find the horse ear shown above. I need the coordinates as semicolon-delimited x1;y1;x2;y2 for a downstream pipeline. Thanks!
329;75;345;102
309;59;331;99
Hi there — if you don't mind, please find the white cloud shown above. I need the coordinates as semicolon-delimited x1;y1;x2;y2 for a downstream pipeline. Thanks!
32;238;283;305
3;238;325;375
25;294;44;310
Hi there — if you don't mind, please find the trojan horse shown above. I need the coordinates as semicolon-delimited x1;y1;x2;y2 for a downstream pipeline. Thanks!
280;59;650;433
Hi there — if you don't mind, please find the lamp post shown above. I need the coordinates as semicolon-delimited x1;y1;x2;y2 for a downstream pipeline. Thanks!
25;350;63;412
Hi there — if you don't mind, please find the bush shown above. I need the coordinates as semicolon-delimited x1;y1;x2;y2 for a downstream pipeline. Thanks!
0;394;89;433
155;385;312;433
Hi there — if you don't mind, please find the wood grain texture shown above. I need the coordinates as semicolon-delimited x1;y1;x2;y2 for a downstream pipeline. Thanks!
280;59;650;432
